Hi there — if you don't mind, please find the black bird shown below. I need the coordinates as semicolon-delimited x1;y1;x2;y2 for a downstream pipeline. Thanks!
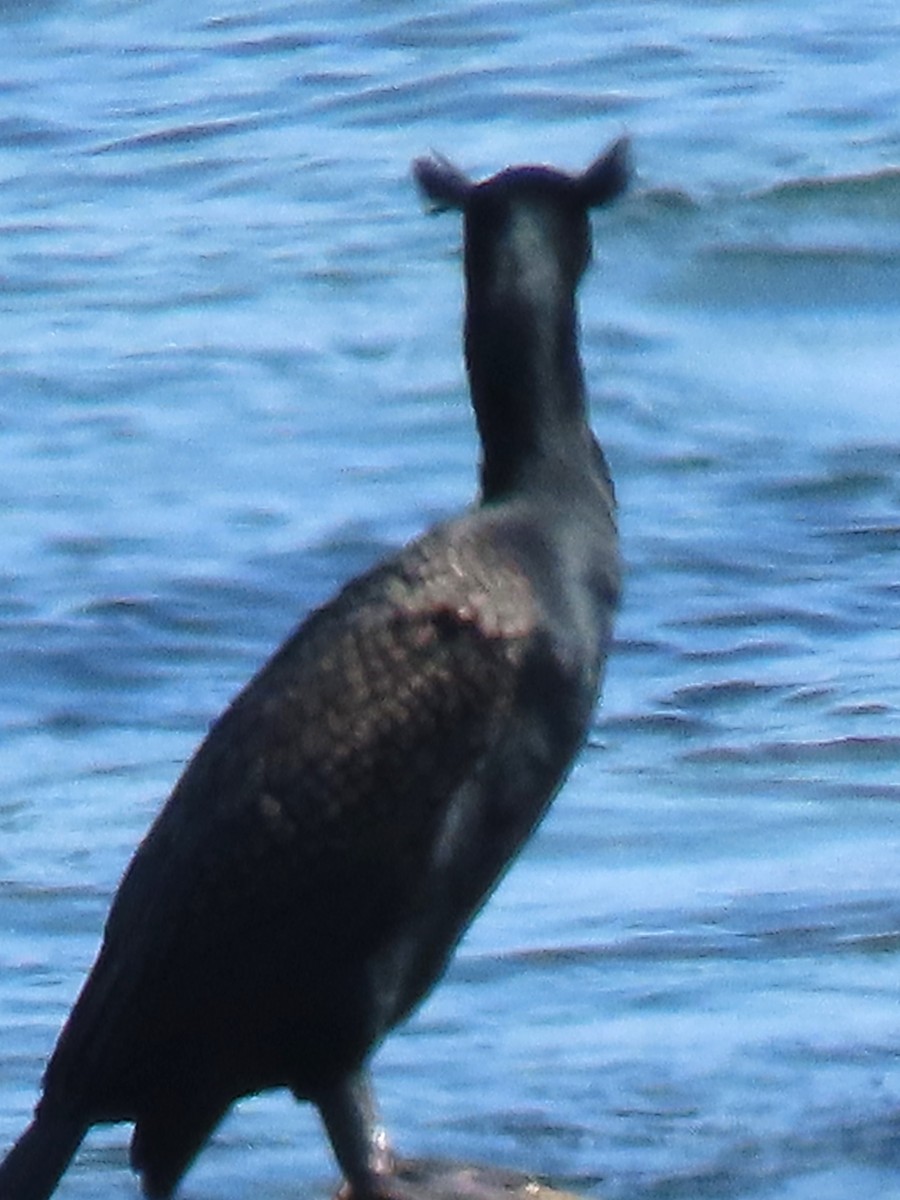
0;137;627;1200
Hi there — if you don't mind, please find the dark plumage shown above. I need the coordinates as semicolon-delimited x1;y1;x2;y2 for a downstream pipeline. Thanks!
0;137;628;1199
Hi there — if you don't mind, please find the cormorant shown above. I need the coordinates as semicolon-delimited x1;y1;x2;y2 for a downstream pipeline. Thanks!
0;137;628;1199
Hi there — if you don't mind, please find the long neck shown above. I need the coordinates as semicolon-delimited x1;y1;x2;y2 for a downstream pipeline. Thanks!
465;281;594;502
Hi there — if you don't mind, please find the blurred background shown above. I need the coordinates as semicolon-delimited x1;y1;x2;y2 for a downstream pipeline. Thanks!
1;2;899;1197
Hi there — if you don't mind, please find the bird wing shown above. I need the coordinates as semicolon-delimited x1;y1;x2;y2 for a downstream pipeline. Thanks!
116;522;538;941
45;521;544;1105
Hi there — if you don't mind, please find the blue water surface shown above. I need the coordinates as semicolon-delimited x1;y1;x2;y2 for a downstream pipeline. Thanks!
1;3;900;1198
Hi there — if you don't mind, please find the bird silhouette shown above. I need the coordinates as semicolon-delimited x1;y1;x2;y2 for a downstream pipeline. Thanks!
0;136;628;1200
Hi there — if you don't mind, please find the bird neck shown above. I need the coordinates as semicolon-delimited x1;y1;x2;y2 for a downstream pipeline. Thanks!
465;287;594;503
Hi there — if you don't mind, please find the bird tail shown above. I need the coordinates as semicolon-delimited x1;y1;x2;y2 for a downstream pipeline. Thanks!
0;1110;85;1200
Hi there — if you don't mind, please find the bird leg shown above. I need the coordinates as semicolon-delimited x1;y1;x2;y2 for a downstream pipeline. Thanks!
316;1071;396;1199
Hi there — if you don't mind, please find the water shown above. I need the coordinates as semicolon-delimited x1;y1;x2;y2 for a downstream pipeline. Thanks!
1;2;899;1197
